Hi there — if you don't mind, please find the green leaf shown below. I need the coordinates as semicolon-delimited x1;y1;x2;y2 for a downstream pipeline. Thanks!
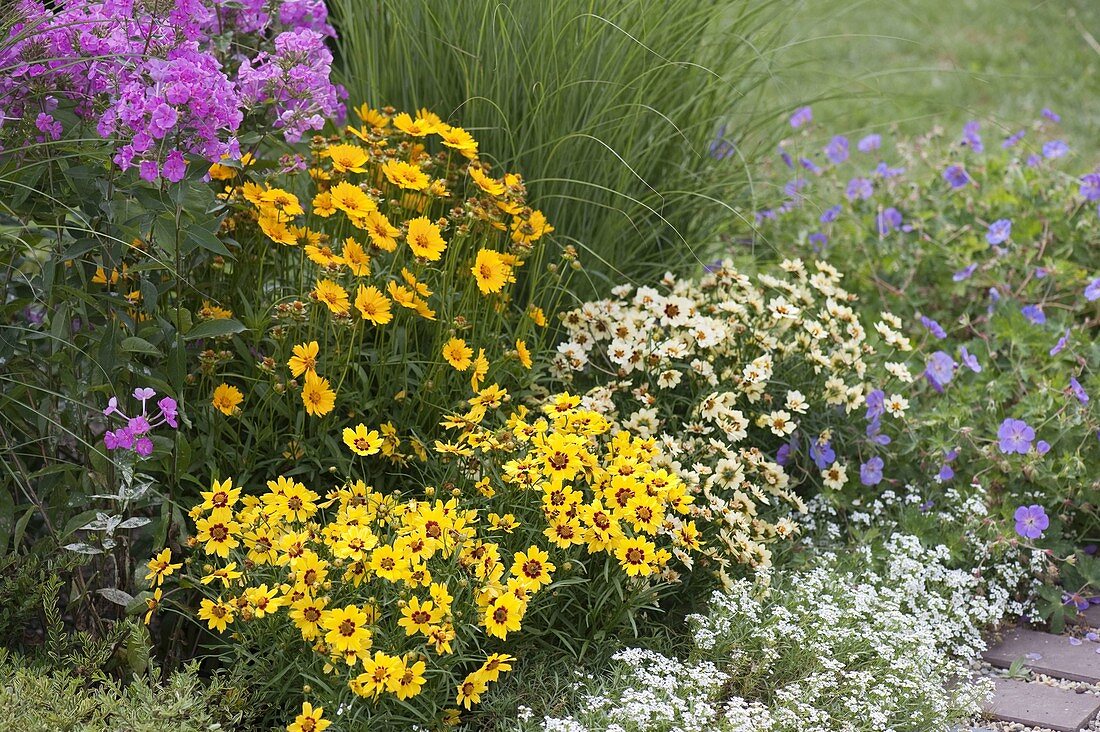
121;336;162;357
183;317;247;341
191;227;233;257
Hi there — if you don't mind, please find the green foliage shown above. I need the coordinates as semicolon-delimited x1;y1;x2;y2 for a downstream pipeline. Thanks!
329;0;788;294
0;650;246;732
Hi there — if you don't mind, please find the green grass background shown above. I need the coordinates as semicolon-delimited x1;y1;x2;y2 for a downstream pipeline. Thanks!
767;0;1100;151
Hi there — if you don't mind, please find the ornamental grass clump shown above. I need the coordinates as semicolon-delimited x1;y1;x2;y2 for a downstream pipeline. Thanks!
553;258;912;579
161;392;701;729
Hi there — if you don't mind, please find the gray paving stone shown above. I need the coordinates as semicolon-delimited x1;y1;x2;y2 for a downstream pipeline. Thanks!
1080;603;1100;628
982;628;1100;683
982;678;1100;732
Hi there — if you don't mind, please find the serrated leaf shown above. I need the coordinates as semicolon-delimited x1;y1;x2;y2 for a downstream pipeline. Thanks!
183;317;247;341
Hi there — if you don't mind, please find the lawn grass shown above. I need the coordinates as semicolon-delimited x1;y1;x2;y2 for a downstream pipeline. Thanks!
766;0;1100;156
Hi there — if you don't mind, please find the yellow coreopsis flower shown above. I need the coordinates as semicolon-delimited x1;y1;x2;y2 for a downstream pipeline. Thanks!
392;112;438;137
201;562;243;587
510;546;555;590
211;383;243;415
516;339;532;369
468;164;505;196
442;337;473;371
144;548;182;587
312;279;350;314
352;652;401;699
483;593;524;639
455;673;489;709
289;596;328;641
528;305;547;326
614;536;657;577
288;341;320;377
321;605;373;656
381;159;430;191
305;243;345;268
478;653;515;682
200;477;240;511
438;124;479;159
287;702;331;732
329;180;376;220
341;237;371;276
471;248;511;294
343;424;382;456
301;371;336;417
470;348;489;392
364;210;400;251
322;143;369;173
312;191;336;217
195;508;241;557
405;217;446;261
354;284;393;325
198;597;235;632
388;658;427;700
258;188;304;217
398;596;443;636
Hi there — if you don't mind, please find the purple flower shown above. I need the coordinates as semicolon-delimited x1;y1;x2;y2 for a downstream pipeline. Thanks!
953;263;977;282
1014;504;1049;540
877;207;903;235
709;124;735;160
1043;140;1069;159
134;437;154;457
846;177;873;201
809;436;836;470
799;157;822;174
962;120;983;153
1080;174;1100;202
158;396;179;428
139;160;160;182
859;456;884;486
105;427;134;451
779;148;793;168
1042;108;1061;122
920;315;947;339
825;135;849;164
857;134;881;153
986;218;1012;245
943;164;970;189
776;443;793;466
808;232;828;250
998;418;1035;455
789;106;813;128
1002;130;1025;149
1021;304;1046;325
924;350;956;390
127;415;152;435
1070;377;1090;404
133;387;156;402
865;389;885;421
104;397;120;417
919;499;935;512
1026;153;1042;167
820;205;841;223
1036;440;1051;456
1085;278;1100;302
959;346;981;373
874;161;905;178
162;151;187;182
937;464;955;481
1050;329;1070;356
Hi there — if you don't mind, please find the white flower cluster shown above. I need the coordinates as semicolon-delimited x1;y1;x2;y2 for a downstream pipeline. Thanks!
553;259;910;574
521;535;997;732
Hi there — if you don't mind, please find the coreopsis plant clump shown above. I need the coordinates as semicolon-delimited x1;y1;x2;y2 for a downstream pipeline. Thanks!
553;259;913;582
159;391;697;729
748;107;1100;622
201;105;561;479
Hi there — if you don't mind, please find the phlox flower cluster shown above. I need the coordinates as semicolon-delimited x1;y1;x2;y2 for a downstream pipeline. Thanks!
553;258;911;576
102;387;178;456
0;0;343;180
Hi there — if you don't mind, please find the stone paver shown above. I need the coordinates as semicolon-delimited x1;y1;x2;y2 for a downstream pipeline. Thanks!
983;628;1100;683
983;678;1100;732
1080;603;1100;628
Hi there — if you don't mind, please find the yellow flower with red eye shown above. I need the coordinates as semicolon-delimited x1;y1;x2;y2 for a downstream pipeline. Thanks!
287;702;331;732
258;188;303;217
398;596;444;637
478;653;515;682
456;674;488;709
290;595;328;641
510;546;554;590
288;341;320;377
198;597;235;632
352;652;400;699
290;551;329;594
388;657;427;700
343;424;382;456
614;536;657;577
195;508;240;557
243;584;284;618
145;548;182;587
321;605;373;656
483;592;524;639
263;476;320;522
